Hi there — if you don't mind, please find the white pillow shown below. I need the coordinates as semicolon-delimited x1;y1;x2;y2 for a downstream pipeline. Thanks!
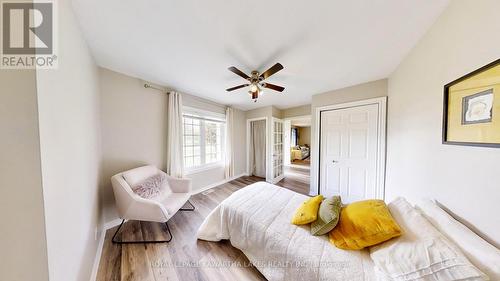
370;197;487;281
415;199;500;280
122;165;158;187
131;173;169;199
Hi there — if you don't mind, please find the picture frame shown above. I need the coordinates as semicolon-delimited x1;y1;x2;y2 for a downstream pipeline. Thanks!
442;58;500;148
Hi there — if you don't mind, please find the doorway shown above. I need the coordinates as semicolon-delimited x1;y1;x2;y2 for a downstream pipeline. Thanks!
283;115;311;185
314;97;386;202
248;119;267;179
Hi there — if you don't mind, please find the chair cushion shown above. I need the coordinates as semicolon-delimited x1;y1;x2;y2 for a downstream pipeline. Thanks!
123;165;158;187
154;193;191;215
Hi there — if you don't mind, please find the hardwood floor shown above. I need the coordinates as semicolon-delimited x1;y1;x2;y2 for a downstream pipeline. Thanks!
96;176;310;281
284;165;310;185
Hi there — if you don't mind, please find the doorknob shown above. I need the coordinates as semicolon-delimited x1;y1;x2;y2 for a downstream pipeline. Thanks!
332;160;338;163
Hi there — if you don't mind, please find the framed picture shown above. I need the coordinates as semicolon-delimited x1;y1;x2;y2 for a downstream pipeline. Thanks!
442;58;500;147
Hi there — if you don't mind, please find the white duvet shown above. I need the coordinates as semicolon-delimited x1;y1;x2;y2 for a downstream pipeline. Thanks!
197;181;376;281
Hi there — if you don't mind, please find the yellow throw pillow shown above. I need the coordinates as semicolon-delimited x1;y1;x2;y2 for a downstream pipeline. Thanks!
329;200;402;250
291;195;324;225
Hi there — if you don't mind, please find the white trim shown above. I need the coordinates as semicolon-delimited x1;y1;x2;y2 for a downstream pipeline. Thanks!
246;117;269;179
89;218;124;281
103;218;123;230
282;115;312;167
282;114;312;121
191;173;247;195
311;96;387;199
270;117;285;184
89;229;106;281
283;120;291;166
184;161;224;175
183;105;225;120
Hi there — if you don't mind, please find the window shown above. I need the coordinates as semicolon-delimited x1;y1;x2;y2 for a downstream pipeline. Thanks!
183;117;202;168
183;109;225;171
291;127;298;147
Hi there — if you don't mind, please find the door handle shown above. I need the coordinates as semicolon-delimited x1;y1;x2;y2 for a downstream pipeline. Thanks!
332;160;338;164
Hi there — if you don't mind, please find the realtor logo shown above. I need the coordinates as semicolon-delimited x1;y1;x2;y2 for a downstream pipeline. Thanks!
1;0;57;69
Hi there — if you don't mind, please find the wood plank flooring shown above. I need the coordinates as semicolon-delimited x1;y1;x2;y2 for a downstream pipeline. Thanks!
284;165;311;185
96;176;310;281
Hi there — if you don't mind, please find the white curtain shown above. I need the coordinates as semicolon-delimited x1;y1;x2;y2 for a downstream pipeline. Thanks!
166;91;184;178
224;107;234;179
250;120;266;178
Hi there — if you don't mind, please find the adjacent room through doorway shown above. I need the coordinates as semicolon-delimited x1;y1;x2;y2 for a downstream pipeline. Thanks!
283;116;311;184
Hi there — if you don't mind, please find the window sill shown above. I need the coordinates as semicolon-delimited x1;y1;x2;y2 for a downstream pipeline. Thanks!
184;162;224;175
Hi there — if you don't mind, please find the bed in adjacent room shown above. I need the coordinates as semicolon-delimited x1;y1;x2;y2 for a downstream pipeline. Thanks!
197;182;499;281
290;145;310;161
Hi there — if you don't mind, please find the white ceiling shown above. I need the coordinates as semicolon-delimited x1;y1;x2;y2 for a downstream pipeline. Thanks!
72;0;449;110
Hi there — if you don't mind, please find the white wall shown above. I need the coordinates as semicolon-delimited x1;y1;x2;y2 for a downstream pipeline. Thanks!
35;1;103;280
0;70;49;281
99;68;168;221
386;0;500;247
297;126;311;146
233;109;247;176
99;68;246;220
282;104;311;118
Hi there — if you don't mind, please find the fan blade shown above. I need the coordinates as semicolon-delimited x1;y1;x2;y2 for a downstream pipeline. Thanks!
226;84;249;91
259;63;284;80
262;83;285;92
228;66;250;80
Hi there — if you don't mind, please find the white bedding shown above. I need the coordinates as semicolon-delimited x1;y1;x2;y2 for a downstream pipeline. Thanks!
197;182;376;281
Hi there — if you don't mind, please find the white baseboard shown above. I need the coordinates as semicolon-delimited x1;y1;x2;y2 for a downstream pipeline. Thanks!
104;218;123;230
89;228;106;281
89;218;123;281
191;173;247;195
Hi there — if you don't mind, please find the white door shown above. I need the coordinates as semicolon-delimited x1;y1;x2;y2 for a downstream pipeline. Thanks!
271;118;284;183
320;104;379;202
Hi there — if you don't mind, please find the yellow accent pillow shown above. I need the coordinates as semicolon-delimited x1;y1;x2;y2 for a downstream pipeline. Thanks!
329;199;402;250
291;195;324;225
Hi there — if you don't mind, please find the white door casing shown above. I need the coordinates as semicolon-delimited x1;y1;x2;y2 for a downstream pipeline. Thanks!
271;118;285;183
283;120;291;166
313;97;386;200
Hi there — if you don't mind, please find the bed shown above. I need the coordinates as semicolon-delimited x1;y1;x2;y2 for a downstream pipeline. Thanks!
197;182;376;281
197;182;499;281
291;145;310;161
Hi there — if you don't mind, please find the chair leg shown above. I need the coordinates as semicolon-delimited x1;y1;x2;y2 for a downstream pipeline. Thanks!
180;200;195;211
111;219;173;244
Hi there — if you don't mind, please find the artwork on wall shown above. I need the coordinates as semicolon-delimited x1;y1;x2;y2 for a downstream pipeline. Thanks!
443;58;500;147
461;89;493;125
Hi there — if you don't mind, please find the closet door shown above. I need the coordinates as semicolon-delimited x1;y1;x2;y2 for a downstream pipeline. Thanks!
320;104;379;202
271;118;284;183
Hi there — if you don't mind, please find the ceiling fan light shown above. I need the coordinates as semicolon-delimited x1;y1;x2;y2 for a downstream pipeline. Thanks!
250;84;258;92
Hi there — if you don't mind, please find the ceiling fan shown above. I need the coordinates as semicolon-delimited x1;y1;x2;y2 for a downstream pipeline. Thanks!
226;63;285;102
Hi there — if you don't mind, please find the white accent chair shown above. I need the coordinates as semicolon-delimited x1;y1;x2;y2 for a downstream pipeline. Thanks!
111;165;193;243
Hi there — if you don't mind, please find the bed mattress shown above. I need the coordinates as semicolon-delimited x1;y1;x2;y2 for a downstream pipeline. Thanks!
197;181;376;281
